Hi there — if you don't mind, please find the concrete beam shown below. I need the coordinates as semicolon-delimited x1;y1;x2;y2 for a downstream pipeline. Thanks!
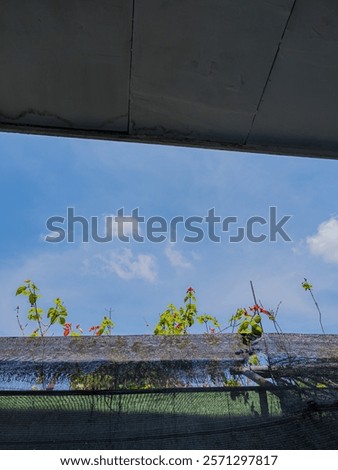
1;1;338;158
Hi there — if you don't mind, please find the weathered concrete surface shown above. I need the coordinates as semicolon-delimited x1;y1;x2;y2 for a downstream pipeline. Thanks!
1;333;337;363
0;334;338;390
0;0;133;131
0;334;245;389
0;334;243;362
1;0;338;158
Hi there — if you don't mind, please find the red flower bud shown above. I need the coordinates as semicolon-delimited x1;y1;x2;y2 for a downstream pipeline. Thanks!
63;323;72;337
260;307;270;315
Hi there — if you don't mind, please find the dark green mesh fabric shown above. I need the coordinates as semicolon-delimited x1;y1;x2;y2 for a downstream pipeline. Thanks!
1;387;337;449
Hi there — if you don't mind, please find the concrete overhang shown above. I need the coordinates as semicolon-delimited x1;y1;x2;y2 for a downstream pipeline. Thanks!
1;0;338;158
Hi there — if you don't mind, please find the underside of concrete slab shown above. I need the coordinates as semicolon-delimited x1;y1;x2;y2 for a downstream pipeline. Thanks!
1;1;338;158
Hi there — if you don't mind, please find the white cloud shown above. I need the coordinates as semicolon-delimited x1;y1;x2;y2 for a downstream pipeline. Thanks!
98;249;158;283
105;214;141;240
307;217;338;264
0;244;158;336
41;214;142;244
165;244;192;268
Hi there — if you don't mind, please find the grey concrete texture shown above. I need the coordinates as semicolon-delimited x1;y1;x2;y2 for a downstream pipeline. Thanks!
0;0;338;158
0;334;337;390
0;0;133;131
1;333;338;363
0;334;245;389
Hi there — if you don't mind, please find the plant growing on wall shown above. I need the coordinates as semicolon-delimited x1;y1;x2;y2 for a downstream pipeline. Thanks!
302;278;325;334
153;287;220;335
228;303;274;366
16;280;68;336
15;280;114;337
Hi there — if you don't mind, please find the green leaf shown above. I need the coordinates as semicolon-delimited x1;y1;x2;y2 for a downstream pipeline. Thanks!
28;293;37;306
16;286;27;296
248;354;259;366
251;324;263;336
30;329;40;337
238;321;249;332
239;329;251;335
302;281;312;291
47;307;56;317
316;382;327;388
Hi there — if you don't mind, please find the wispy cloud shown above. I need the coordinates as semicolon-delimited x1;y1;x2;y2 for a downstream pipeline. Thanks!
42;213;142;244
307;217;338;264
105;214;141;240
0;244;158;336
165;244;192;268
97;248;158;282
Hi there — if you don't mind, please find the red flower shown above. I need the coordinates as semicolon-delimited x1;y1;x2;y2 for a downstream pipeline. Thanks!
249;304;260;312
260;307;271;316
63;323;72;337
187;287;195;293
89;325;100;332
210;328;216;334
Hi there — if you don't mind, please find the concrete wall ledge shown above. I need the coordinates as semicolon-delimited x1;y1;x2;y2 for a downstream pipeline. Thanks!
1;333;338;362
0;334;337;390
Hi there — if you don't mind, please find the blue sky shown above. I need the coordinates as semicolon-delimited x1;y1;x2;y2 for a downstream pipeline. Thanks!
0;130;338;336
